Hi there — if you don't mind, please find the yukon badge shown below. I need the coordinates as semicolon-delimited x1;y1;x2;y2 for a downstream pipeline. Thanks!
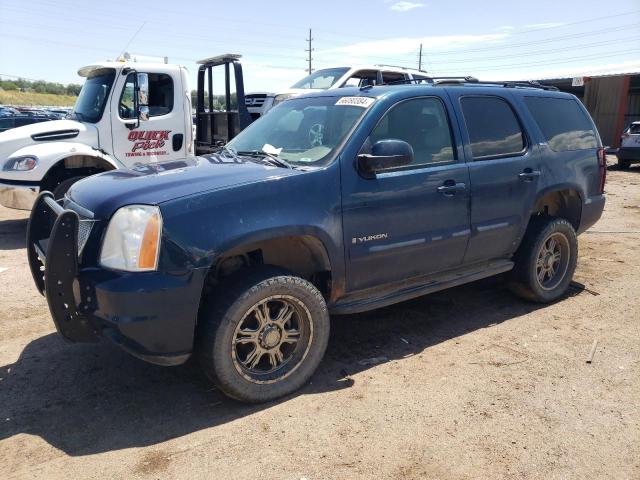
352;233;389;244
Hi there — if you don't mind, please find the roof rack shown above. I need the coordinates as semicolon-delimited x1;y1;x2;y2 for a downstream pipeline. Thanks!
432;78;558;90
376;76;558;91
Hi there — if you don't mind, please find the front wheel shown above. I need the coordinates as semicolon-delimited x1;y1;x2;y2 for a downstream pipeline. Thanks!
197;267;330;403
508;217;578;303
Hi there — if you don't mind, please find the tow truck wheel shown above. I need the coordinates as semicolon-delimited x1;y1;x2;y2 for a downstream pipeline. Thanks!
197;266;330;403
508;216;578;303
52;176;86;200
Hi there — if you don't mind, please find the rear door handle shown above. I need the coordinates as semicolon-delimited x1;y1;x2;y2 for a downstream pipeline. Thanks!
437;181;467;195
519;169;541;181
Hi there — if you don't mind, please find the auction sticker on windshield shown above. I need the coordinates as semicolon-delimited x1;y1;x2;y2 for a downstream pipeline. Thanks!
335;97;375;108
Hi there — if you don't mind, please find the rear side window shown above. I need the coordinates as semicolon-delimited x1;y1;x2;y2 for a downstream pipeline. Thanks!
524;96;597;151
381;71;406;84
460;96;525;159
628;124;640;134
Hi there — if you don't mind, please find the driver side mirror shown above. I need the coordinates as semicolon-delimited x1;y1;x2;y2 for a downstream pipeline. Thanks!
136;73;149;121
357;139;414;176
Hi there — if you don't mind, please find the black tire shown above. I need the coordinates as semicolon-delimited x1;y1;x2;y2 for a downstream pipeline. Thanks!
52;176;85;200
197;266;330;403
617;157;631;169
508;216;578;303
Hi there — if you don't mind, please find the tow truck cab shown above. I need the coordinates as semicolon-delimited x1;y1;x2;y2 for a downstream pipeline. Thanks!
0;54;250;210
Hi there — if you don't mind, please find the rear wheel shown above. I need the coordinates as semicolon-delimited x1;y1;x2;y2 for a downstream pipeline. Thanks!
509;217;578;303
197;267;330;403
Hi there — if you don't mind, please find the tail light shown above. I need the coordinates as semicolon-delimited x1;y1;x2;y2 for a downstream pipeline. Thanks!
597;146;606;194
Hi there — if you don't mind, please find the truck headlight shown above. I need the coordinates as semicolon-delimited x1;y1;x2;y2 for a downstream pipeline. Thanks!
272;93;297;107
3;156;38;171
100;205;162;272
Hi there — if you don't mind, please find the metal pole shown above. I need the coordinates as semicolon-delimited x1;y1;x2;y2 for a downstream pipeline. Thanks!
306;28;314;74
418;43;423;70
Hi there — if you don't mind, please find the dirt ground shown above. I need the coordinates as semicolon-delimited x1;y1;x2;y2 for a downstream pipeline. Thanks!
0;157;638;480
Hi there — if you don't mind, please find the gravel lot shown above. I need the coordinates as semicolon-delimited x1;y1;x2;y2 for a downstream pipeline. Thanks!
1;158;638;480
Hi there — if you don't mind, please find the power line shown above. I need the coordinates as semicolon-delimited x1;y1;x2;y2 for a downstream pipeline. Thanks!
434;49;640;74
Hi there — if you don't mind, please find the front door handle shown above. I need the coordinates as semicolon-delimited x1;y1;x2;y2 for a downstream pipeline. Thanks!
437;181;467;195
519;169;541;181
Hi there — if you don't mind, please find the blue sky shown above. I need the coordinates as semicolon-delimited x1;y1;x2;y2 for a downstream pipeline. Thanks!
1;0;639;93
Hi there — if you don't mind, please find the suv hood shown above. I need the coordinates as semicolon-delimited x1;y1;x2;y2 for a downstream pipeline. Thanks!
68;154;303;218
0;119;99;163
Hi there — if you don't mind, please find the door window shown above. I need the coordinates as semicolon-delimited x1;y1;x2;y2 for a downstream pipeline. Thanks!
523;96;597;151
369;97;455;168
119;73;174;119
460;96;526;159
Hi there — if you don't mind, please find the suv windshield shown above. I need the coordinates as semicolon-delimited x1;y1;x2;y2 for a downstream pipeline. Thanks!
72;68;115;123
226;96;372;166
291;68;350;89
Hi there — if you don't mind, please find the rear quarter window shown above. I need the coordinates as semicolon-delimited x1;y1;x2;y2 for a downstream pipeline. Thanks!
523;96;597;151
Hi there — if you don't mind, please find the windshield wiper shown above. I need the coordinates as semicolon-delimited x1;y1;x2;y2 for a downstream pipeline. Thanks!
72;111;84;121
236;150;293;169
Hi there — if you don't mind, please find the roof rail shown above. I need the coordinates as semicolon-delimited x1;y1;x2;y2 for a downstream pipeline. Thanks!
379;76;478;87
374;64;428;73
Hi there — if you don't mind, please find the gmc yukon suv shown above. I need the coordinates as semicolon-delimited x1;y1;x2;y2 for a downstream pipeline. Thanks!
28;80;606;403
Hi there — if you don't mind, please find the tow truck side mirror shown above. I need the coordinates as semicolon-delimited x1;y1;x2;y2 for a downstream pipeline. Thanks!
137;73;149;122
357;139;414;176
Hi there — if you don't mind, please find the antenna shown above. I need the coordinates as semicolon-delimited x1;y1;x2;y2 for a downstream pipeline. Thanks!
118;22;146;60
305;28;314;74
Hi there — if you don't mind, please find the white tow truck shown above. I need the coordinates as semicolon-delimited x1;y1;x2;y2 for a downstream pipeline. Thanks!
0;54;252;210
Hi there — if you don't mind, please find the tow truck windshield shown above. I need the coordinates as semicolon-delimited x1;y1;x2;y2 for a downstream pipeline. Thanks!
226;95;372;167
72;68;116;123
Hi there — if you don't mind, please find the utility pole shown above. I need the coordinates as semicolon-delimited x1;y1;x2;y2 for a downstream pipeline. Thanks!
305;28;314;74
418;43;423;71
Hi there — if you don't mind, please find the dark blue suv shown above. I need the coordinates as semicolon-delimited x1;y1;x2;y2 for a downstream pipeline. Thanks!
28;81;606;402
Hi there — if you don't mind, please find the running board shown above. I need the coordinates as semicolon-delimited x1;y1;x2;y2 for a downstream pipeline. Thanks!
330;259;514;315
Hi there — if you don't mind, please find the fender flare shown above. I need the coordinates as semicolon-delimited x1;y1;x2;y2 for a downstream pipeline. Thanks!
202;225;345;301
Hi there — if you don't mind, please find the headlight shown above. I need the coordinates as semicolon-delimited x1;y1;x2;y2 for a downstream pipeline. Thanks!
272;93;297;107
100;205;162;272
4;156;38;171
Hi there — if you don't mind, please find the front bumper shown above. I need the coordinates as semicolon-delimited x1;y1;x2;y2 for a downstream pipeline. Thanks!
0;181;40;210
27;192;208;366
617;147;640;162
